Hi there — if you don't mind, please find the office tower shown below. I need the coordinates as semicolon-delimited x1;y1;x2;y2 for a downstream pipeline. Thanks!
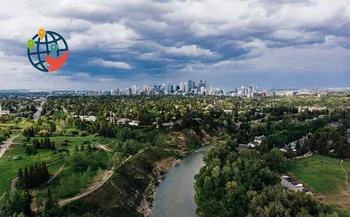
248;85;252;97
242;87;246;96
184;82;188;93
132;85;137;95
192;81;195;89
210;83;213;94
143;85;148;93
172;85;176;93
167;81;171;94
127;88;132;95
176;85;180;91
198;80;204;89
200;86;205;94
179;82;184;91
99;90;103;96
252;84;256;93
204;80;207;89
116;88;120;95
111;89;116;96
187;80;192;93
161;83;166;91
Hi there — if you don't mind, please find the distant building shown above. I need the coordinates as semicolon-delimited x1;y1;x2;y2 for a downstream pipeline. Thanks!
129;120;140;126
132;85;137;95
318;93;328;98
117;118;132;125
79;115;96;122
184;82;188;93
111;89;117;96
248;135;266;148
180;82;185;92
0;106;10;116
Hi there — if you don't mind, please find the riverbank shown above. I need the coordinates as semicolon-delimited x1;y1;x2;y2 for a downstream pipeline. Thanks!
138;157;180;217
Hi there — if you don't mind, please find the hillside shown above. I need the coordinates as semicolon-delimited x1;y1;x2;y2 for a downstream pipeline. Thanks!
61;148;179;217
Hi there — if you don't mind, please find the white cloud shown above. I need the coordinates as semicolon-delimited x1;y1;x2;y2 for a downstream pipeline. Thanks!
0;0;349;89
89;58;132;69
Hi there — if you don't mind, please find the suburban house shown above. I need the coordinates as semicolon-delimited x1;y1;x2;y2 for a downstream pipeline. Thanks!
161;122;174;128
248;135;266;148
129;120;140;126
117;118;132;125
0;106;10;116
79;115;96;122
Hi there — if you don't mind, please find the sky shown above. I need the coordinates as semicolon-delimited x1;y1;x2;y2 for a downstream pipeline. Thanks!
0;0;349;90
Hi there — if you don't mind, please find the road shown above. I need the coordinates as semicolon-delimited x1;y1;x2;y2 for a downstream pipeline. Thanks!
0;134;20;158
34;95;49;120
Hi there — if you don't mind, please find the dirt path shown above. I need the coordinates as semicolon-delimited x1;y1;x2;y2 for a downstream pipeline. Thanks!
10;177;18;192
341;159;349;187
97;144;112;152
47;164;65;184
0;134;20;158
58;169;114;207
57;148;146;207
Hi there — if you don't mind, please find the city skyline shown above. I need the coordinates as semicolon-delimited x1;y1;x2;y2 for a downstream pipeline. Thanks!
0;0;350;90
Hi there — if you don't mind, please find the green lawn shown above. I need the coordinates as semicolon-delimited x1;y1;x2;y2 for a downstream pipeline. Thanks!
287;155;346;195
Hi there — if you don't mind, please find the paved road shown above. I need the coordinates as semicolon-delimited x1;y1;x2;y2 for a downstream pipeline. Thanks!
0;134;20;158
34;96;49;120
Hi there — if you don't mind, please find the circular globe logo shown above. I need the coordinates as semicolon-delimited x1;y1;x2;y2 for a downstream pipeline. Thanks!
27;29;69;72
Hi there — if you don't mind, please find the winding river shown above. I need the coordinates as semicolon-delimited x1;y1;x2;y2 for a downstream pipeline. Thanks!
150;145;211;217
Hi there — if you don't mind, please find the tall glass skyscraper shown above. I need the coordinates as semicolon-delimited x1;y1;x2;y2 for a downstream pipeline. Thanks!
187;80;192;93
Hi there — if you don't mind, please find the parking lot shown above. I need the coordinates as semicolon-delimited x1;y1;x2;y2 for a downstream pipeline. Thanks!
281;175;312;194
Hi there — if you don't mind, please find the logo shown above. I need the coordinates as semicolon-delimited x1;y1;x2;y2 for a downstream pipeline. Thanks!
27;29;69;72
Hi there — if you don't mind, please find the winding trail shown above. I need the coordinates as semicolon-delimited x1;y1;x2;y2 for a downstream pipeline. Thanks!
97;144;113;152
57;148;146;208
10;177;18;192
34;148;148;213
341;159;349;187
0;134;20;158
47;164;65;184
58;169;114;207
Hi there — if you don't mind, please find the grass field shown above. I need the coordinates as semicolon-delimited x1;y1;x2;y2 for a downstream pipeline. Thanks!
0;134;115;195
287;155;350;216
0;143;62;193
34;150;109;201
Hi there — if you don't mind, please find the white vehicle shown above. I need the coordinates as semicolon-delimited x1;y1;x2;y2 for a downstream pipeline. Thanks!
282;175;289;179
296;184;303;188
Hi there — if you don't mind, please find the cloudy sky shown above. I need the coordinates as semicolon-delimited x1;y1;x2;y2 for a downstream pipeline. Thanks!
0;0;349;90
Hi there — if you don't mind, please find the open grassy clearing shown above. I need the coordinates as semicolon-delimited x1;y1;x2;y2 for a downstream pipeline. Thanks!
287;155;350;216
0;143;62;193
0;133;114;195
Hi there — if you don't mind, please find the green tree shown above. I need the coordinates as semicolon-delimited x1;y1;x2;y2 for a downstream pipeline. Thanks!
266;148;287;173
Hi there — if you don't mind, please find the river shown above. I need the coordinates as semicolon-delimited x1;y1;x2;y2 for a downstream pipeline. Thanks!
150;145;211;217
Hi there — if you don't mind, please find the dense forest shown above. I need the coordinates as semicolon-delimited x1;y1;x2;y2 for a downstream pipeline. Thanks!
195;137;339;217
